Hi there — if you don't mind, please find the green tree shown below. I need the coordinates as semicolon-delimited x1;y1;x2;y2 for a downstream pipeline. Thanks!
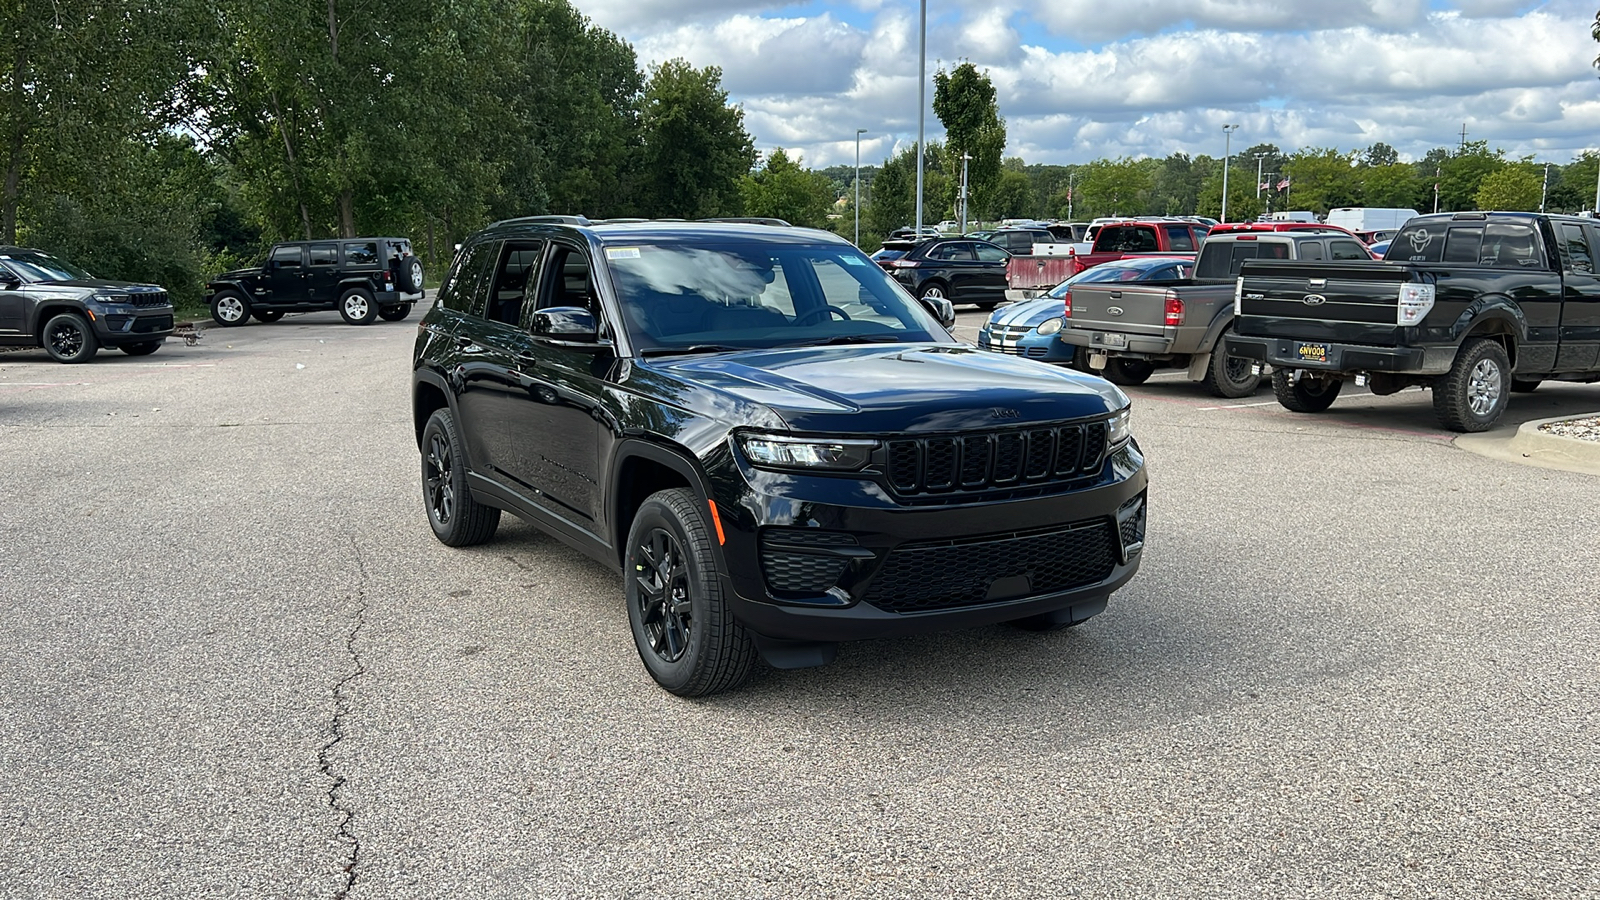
1280;148;1360;215
739;148;836;228
1359;163;1420;208
637;59;753;218
933;63;1005;221
1078;157;1150;218
1362;142;1400;167
1438;141;1505;211
986;170;1034;219
1475;166;1542;211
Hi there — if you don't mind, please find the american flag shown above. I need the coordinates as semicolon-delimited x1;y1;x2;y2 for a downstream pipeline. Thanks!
1277;177;1292;190
1259;182;1269;191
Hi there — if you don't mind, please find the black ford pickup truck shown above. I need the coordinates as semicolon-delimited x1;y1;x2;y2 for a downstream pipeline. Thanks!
1224;212;1600;431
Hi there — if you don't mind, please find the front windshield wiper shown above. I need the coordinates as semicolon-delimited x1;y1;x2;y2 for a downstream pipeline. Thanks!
639;344;747;357
788;334;906;347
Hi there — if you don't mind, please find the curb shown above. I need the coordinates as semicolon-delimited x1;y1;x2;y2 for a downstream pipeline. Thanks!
1504;412;1600;473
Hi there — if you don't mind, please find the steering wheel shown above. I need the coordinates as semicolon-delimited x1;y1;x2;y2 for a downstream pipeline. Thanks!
794;305;852;326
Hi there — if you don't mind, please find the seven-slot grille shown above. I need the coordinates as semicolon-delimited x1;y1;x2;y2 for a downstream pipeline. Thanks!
885;421;1107;496
131;291;169;308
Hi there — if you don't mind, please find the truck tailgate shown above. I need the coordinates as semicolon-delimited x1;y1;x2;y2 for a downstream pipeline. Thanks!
1236;260;1409;346
1066;283;1170;335
1007;255;1077;291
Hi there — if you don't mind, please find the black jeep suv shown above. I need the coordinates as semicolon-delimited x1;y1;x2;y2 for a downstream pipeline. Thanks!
0;247;174;362
412;218;1147;695
206;237;424;327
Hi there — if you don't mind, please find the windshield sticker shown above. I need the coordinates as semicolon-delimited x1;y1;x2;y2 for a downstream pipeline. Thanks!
605;247;641;260
841;256;867;266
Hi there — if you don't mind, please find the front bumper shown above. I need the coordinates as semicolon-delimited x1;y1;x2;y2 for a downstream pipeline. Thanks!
708;441;1148;643
90;305;176;345
1225;334;1432;374
976;327;1077;363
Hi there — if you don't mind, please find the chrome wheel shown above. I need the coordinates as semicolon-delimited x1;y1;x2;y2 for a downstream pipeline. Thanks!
343;293;369;320
633;527;692;664
215;295;245;322
424;432;454;525
921;286;946;301
1467;358;1502;417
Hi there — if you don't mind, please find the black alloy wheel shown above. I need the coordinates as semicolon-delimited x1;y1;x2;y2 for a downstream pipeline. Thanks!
420;409;500;546
624;488;755;696
42;313;98;363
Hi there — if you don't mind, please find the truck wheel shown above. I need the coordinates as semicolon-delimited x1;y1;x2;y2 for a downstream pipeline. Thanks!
1102;358;1154;386
625;488;755;697
339;288;379;325
421;409;500;546
1272;369;1342;412
378;304;411;322
119;341;162;357
1203;343;1262;398
1510;378;1541;393
1434;338;1510;433
42;312;98;363
252;310;284;323
211;291;252;327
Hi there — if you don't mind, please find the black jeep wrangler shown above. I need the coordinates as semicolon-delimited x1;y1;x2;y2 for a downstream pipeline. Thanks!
412;218;1148;695
205;237;424;327
0;246;174;362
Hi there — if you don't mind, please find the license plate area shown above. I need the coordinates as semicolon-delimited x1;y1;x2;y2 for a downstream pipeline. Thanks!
1295;342;1330;364
1095;332;1128;348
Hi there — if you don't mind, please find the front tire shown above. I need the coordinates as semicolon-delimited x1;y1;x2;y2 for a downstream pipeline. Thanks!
420;409;500;546
252;310;284;323
378;304;411;322
1510;378;1541;393
211;291;252;327
625;488;755;697
1102;357;1154;386
1203;339;1262;398
1434;338;1511;433
119;341;162;357
339;288;379;325
42;313;98;363
1272;369;1342;412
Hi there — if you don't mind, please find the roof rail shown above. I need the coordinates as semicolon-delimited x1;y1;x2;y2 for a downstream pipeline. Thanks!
699;216;791;226
489;214;592;228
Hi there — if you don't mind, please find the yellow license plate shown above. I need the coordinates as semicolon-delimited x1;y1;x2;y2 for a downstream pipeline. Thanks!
1296;342;1329;364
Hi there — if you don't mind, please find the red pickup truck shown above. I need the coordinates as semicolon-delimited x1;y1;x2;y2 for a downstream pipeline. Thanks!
1005;219;1209;301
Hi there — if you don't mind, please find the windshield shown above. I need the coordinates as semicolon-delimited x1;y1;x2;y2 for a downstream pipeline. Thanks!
2;251;93;282
605;239;946;353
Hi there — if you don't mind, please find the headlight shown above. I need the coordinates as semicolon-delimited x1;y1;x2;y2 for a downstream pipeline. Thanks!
1108;407;1132;448
91;290;131;305
738;434;879;471
1036;317;1063;335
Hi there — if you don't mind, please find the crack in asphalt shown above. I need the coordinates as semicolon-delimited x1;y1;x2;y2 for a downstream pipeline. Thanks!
319;538;369;899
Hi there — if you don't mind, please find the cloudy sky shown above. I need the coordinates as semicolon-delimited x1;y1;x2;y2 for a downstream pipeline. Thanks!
569;0;1600;169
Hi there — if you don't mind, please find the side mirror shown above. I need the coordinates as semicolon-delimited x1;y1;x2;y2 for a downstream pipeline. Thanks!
531;306;605;347
920;295;956;330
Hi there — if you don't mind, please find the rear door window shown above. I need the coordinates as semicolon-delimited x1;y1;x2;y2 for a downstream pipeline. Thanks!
1163;226;1195;252
308;244;338;266
1560;223;1593;274
1480;221;1542;268
1330;240;1369;260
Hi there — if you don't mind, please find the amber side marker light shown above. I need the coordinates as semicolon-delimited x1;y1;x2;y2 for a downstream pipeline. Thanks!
707;499;727;545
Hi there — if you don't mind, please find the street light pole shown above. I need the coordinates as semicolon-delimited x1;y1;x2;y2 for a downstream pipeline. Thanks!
1067;170;1075;221
854;128;867;246
1254;152;1267;198
1220;124;1239;223
959;152;972;233
1541;162;1550;213
915;0;926;235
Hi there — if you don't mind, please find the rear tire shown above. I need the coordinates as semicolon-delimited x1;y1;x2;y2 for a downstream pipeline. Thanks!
378;304;411;322
339;288;379;325
42;313;98;363
625;488;756;697
119;341;162;357
1203;338;1262;398
1433;338;1511;433
1272;369;1342;412
1102;357;1154;386
420;408;500;546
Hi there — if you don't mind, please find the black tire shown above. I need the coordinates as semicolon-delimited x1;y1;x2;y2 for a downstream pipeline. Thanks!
1203;338;1262;398
919;281;949;303
1272;368;1342;412
625;488;756;697
396;257;425;293
976;301;998;311
211;291;252;327
1102;357;1154;386
1510;378;1541;393
1433;338;1511;433
420;408;500;547
338;288;379;325
42;312;98;363
378;304;411;322
119;341;162;357
252;310;284;323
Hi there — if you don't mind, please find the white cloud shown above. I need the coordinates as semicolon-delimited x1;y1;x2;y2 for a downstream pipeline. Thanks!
635;14;868;95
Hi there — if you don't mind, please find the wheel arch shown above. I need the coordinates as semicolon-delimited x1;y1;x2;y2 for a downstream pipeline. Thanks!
610;440;718;570
1459;305;1522;367
412;371;454;448
32;303;89;344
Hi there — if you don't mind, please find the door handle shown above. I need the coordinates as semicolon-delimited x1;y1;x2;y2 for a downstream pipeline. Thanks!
456;335;473;350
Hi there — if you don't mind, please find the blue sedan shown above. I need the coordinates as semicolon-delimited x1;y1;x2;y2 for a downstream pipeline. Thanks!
976;256;1194;363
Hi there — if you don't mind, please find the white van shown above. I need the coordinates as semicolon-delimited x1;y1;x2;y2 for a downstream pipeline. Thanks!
1324;207;1418;233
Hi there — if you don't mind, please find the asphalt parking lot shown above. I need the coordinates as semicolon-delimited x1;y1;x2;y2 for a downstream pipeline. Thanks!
2;307;1597;898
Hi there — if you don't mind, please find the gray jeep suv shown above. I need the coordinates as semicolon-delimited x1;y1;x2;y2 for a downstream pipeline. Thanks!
0;247;175;363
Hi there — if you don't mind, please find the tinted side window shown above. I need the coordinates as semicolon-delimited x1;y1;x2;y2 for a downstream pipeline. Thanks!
343;242;379;266
486;241;545;326
1163;226;1195;252
1299;241;1325;261
1330;240;1368;261
1561;223;1592;274
1098;226;1158;252
1442;226;1483;264
308;244;337;266
437;240;496;315
1481;221;1541;268
973;243;1009;263
926;242;957;261
271;245;303;267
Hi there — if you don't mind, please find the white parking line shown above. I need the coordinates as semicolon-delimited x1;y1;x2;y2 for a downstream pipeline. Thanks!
1197;400;1280;410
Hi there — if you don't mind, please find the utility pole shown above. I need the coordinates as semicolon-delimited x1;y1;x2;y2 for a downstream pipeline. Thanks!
1434;167;1441;214
915;0;926;235
854;128;867;246
1263;173;1275;216
1254;152;1267;198
1541;162;1550;213
959;152;972;233
1459;124;1468;153
1067;170;1075;221
1220;124;1239;223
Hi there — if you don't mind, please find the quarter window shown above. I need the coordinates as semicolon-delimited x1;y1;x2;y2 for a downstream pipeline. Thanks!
1163;226;1195;252
343;242;379;266
1299;242;1325;261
